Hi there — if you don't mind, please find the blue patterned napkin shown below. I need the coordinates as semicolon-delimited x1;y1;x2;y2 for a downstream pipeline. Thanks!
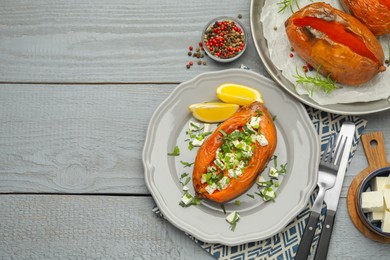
152;106;366;260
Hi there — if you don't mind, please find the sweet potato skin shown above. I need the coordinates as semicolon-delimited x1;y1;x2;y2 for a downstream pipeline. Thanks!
285;2;385;86
340;0;390;36
192;102;277;203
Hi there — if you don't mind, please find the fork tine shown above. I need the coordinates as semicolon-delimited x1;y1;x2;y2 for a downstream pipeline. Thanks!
322;135;334;163
334;136;348;167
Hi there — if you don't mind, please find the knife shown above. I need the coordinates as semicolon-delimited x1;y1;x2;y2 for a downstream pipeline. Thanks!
314;122;356;260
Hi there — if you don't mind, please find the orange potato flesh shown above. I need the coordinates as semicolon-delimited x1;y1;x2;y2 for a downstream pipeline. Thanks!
285;2;385;86
192;101;277;203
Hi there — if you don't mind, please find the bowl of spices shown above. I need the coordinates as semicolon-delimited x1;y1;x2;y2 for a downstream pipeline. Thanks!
202;16;247;63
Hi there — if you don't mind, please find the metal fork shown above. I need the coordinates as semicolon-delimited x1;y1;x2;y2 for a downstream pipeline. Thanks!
295;134;347;260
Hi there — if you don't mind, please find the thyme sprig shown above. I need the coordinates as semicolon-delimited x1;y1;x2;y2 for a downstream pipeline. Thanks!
277;0;300;13
293;66;338;95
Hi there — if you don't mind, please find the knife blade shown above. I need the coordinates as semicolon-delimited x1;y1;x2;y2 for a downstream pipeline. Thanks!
314;121;356;260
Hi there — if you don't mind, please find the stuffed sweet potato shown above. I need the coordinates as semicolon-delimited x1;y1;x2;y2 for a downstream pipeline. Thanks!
285;2;386;86
192;101;277;203
340;0;390;35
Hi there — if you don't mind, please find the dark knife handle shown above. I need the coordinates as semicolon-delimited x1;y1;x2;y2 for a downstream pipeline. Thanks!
314;210;336;260
295;211;320;260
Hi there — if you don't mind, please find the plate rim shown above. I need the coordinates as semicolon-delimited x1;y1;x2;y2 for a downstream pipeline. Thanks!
143;68;320;245
249;0;390;115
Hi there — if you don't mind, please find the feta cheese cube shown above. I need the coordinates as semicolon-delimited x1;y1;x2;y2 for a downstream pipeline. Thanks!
256;175;266;185
205;183;217;195
368;211;384;222
226;211;240;224
371;177;389;192
361;191;384;212
250;116;261;129
382;211;390;233
203;123;211;133
181;193;193;206
269;167;278;178
262;188;276;201
384;190;390;210
201;174;207;184
217;176;230;191
191;138;204;147
254;134;268;146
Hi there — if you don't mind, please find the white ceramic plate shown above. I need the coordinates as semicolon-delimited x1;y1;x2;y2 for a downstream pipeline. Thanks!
143;69;320;245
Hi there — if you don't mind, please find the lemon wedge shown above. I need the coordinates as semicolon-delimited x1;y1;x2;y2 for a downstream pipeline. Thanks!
188;102;239;123
216;83;263;106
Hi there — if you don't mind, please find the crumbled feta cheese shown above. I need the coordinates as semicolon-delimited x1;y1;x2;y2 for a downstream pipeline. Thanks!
269;167;278;178
217;176;230;191
256;134;268;146
191;138;204;146
361;191;384;212
207;166;216;173
228;169;235;178
256;175;267;185
188;121;201;132
201;174;207;184
181;193;193;205
235;168;243;177
203;123;211;133
250;116;261;129
214;158;225;170
262;188;276;201
205;183;217;194
226;211;240;224
237;160;245;169
182;185;189;191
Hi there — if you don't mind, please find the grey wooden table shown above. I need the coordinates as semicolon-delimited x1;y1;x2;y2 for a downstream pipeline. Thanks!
1;0;390;259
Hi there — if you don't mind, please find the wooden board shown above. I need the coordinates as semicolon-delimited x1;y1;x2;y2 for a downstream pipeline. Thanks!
347;132;390;243
0;0;267;83
0;84;174;194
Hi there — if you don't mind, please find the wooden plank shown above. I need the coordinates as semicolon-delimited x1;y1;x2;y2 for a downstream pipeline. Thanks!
0;84;175;193
0;195;389;259
0;0;267;83
0;195;213;260
1;84;390;194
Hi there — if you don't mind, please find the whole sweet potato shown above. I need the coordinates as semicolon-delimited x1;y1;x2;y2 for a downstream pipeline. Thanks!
340;0;390;35
285;2;386;86
192;102;277;203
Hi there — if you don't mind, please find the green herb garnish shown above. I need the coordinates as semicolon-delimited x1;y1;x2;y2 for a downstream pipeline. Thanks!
277;0;300;13
247;193;255;199
294;66;338;95
235;200;241;206
221;204;226;214
180;173;189;179
180;161;194;168
219;129;228;137
168;145;180;156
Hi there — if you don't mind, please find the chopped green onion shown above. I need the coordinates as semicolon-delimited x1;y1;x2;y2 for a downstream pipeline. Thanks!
168;145;180;156
235;200;241;206
180;161;194;168
247;194;255;199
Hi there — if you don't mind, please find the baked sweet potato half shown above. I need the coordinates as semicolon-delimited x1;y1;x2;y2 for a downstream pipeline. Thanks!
192;101;277;203
285;2;386;86
340;0;390;35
